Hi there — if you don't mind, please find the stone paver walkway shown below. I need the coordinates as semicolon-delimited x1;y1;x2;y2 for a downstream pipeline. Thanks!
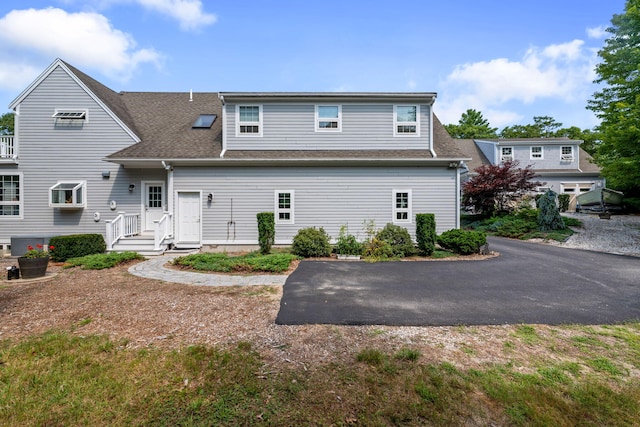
128;254;288;286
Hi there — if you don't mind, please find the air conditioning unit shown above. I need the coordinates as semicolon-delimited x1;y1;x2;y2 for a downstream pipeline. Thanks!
561;155;574;161
501;155;513;162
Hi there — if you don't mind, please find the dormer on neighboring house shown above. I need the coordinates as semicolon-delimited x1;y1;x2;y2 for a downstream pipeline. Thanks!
457;138;603;211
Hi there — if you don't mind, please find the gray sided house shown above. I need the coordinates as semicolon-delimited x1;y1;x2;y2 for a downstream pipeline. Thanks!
2;59;468;254
457;138;603;211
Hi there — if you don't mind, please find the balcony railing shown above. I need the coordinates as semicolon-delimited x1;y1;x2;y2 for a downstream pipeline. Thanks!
0;135;15;159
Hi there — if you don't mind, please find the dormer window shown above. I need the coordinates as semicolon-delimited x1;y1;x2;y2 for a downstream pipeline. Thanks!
192;114;216;128
236;105;262;136
315;105;341;131
530;146;543;159
561;146;574;162
500;147;513;162
394;105;420;136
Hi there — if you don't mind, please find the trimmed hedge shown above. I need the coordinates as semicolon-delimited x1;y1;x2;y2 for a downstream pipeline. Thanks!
256;212;275;254
49;234;107;262
291;227;332;257
437;229;486;255
416;213;436;255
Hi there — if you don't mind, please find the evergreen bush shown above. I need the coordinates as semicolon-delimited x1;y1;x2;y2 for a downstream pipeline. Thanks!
415;213;436;255
437;229;486;255
256;212;275;254
291;227;332;257
363;237;395;260
375;223;416;257
48;234;106;262
558;194;570;212
537;190;566;231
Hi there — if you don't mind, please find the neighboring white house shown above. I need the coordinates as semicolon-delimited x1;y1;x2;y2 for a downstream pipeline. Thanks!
457;138;603;211
1;58;469;254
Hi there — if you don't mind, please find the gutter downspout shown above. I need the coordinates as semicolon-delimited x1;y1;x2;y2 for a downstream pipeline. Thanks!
219;94;226;158
162;161;174;237
429;105;437;158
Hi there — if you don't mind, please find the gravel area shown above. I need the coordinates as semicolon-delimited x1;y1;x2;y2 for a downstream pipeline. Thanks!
0;215;638;372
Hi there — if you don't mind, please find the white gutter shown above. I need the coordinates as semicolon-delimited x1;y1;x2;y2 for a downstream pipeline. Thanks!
429;106;437;158
219;94;226;158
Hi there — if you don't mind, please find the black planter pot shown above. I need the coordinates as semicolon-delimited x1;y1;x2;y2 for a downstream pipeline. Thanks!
17;256;49;279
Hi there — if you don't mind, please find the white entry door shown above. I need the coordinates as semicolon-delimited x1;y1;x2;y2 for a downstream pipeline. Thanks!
143;182;165;231
177;192;201;244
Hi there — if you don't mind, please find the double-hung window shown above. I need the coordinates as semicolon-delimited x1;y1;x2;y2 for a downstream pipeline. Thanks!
561;146;574;161
393;190;411;223
236;105;262;136
530;146;543;159
49;181;86;208
500;147;514;162
315;105;341;131
394;105;419;136
275;191;294;224
0;174;22;217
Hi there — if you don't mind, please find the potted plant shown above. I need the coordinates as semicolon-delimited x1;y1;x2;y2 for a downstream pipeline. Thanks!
18;244;53;279
335;225;363;260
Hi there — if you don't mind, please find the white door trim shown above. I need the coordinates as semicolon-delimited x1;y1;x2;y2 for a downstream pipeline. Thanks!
175;190;202;248
141;180;165;232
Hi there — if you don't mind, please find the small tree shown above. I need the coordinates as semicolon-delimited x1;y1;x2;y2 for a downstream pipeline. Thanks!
462;160;540;216
256;212;275;254
0;112;14;135
537;190;566;232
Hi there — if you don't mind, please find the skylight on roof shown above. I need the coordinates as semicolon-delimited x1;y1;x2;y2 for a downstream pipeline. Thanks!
193;114;216;128
52;111;86;119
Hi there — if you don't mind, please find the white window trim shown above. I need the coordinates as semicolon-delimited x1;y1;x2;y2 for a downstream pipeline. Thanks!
560;146;575;161
49;181;86;208
500;146;514;162
0;173;23;219
52;108;88;122
275;190;294;224
235;104;263;137
392;189;412;224
315;105;342;132
530;146;544;160
393;105;420;137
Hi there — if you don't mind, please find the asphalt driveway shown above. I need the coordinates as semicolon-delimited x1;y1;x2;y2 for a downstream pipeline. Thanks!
275;237;640;326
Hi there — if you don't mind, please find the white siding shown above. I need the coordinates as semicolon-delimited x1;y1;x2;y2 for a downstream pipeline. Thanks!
173;166;457;245
0;65;158;243
225;103;432;151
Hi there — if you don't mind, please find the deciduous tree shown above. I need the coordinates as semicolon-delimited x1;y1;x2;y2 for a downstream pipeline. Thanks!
0;112;14;135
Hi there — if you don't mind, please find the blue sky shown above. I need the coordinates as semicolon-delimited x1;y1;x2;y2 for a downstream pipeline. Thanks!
0;0;627;130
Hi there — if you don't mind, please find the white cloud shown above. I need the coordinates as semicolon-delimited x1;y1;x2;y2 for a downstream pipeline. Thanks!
587;26;608;39
136;0;216;31
0;7;163;91
436;39;598;128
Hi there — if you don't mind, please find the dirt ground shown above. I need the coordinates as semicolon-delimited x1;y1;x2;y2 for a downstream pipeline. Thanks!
1;214;638;371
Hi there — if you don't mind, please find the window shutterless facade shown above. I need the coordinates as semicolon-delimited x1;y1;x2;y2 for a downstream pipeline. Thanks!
393;190;411;223
394;105;419;136
561;146;574;161
315;105;341;131
500;146;513;162
236;105;262;136
275;190;294;224
530;146;543;159
49;181;86;208
0;174;22;217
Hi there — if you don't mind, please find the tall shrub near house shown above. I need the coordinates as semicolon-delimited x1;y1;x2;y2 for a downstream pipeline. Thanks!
48;234;106;262
256;212;275;254
537;190;566;231
375;223;415;257
415;213;436;255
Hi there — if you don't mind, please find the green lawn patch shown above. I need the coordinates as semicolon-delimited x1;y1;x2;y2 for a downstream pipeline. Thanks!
65;251;145;270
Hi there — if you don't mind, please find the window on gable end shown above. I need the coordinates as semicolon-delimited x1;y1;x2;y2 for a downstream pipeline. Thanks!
315;105;341;131
394;105;419;136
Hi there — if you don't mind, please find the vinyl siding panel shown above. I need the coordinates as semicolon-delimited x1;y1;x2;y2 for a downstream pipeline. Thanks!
0;65;153;243
511;144;580;170
173;166;457;245
226;103;432;151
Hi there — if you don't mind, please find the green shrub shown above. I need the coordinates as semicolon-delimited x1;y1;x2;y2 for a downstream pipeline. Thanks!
291;227;331;257
437;229;487;255
363;237;395;260
48;234;106;262
65;251;144;270
537;190;566;232
256;212;275;255
493;218;537;238
558;194;570;212
415;213;436;255
334;225;363;255
375;223;415;257
173;252;298;273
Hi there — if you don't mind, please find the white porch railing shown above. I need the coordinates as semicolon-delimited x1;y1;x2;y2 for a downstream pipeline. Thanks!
105;212;140;250
0;136;15;159
154;211;173;250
